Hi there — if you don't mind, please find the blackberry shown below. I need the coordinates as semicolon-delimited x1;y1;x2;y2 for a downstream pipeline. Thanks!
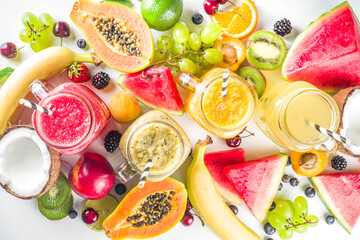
192;12;203;25
92;71;110;90
77;39;87;48
273;18;292;37
331;155;347;170
104;130;122;153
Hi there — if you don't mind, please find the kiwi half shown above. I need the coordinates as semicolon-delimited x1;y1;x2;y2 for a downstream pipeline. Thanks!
38;195;73;220
238;67;266;98
37;174;71;210
246;31;287;70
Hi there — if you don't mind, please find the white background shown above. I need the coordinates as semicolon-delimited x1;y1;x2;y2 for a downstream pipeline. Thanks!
1;0;360;240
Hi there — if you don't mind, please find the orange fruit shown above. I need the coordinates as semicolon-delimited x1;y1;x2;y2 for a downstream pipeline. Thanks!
211;0;258;39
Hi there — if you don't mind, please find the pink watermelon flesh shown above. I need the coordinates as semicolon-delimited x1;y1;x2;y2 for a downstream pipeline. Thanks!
282;2;360;92
223;153;288;222
117;66;184;115
310;173;360;234
204;149;245;206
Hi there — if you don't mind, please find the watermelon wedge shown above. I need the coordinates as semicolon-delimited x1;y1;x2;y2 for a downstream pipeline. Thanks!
204;149;245;206
310;173;360;233
223;153;288;222
282;2;360;93
117;66;184;115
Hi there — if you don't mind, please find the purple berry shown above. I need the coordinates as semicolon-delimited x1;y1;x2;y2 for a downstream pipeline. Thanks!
53;21;71;38
82;207;99;224
226;135;241;147
115;183;127;195
229;205;238;215
77;39;87;48
1;42;17;58
181;211;194;226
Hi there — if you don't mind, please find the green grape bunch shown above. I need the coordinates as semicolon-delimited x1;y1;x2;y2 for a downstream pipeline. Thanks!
151;21;224;78
19;12;55;52
267;197;319;240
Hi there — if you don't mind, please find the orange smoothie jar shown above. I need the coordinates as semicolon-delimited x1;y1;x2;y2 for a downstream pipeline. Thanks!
176;68;258;138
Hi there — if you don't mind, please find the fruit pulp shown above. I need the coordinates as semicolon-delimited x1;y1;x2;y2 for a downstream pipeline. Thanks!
33;83;110;155
256;81;339;151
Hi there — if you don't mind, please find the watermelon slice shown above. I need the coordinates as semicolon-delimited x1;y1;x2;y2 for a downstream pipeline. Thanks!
204;149;245;206
223;153;288;222
117;66;184;115
282;2;360;93
310;173;360;233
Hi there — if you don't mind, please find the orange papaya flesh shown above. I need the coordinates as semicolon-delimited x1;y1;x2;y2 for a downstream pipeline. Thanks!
70;0;154;73
103;177;187;240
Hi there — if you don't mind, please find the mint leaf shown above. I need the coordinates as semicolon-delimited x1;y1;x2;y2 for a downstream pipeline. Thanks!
105;0;132;5
0;67;14;84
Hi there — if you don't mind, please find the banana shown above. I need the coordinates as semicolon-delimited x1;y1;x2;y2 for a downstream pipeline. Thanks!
0;46;99;134
186;136;260;240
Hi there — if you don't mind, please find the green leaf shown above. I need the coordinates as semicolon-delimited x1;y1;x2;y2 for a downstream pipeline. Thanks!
0;67;14;85
105;0;132;6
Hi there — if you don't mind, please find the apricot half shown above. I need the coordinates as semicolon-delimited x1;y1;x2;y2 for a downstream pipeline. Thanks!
213;37;246;71
291;149;327;177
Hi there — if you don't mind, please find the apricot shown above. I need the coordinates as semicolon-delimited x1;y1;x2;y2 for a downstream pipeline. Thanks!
290;149;327;177
213;37;246;72
109;91;141;123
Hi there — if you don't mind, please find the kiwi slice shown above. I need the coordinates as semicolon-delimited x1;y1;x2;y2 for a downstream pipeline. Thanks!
246;31;287;70
38;195;73;220
37;174;71;210
238;67;266;98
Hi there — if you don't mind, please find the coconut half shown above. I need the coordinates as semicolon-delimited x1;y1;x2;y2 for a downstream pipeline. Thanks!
333;87;360;157
0;125;61;199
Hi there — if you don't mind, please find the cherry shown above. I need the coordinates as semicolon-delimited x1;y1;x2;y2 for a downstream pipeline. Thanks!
181;211;194;226
82;207;99;224
1;42;17;58
186;199;193;212
216;0;228;4
239;126;247;134
203;0;219;15
53;21;71;38
226;135;242;147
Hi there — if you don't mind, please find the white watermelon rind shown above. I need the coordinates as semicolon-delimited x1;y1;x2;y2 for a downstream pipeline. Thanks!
309;176;353;234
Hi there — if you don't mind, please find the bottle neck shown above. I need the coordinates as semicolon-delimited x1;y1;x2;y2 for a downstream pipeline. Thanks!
29;80;50;101
175;72;199;92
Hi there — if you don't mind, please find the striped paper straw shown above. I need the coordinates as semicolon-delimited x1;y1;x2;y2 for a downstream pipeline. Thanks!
138;159;153;188
305;119;350;145
221;69;230;98
19;99;52;115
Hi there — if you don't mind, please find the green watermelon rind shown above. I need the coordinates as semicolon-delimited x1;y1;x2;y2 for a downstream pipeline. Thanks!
117;74;184;116
309;176;353;234
282;1;356;93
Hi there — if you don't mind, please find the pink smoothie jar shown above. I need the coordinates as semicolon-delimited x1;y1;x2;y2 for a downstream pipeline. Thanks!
30;80;110;155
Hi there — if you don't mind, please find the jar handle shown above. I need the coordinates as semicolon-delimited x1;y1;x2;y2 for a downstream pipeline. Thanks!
29;80;50;101
175;72;199;92
116;162;137;183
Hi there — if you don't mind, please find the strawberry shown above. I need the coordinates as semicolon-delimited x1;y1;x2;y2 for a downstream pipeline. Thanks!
67;62;90;83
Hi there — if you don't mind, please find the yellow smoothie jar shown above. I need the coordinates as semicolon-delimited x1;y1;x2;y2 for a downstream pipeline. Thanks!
256;81;340;152
176;68;258;138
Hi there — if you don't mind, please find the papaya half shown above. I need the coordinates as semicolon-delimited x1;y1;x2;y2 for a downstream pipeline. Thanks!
70;0;154;73
102;177;187;239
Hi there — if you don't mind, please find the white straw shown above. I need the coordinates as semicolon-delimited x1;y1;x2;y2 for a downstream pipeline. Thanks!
305;119;350;145
221;69;230;98
19;99;52;115
138;159;153;188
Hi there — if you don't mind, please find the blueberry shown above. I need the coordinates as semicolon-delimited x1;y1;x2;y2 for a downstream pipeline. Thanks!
115;183;127;195
69;210;78;219
305;187;316;198
278;182;283;191
325;214;335;225
192;12;203;25
265;238;274;240
269;201;276;211
282;174;290;183
264;222;276;235
286;157;291;166
77;39;87;48
229;205;238;215
290;178;299;187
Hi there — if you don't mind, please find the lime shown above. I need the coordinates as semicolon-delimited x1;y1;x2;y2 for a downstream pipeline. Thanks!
82;195;118;232
141;0;183;31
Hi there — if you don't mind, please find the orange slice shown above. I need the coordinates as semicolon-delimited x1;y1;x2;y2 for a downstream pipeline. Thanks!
211;0;258;39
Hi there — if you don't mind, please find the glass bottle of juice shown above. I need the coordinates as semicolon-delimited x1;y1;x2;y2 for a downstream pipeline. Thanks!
31;80;110;155
256;81;340;152
175;68;258;139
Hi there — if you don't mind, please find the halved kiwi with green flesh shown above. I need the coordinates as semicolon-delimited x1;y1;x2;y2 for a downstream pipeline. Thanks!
38;195;73;220
238;66;266;98
37;174;71;210
246;31;287;70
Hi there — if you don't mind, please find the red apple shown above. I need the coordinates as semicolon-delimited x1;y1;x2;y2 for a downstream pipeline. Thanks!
68;152;115;200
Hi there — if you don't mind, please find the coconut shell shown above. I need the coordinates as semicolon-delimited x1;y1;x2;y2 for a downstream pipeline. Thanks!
333;86;360;157
0;125;62;199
